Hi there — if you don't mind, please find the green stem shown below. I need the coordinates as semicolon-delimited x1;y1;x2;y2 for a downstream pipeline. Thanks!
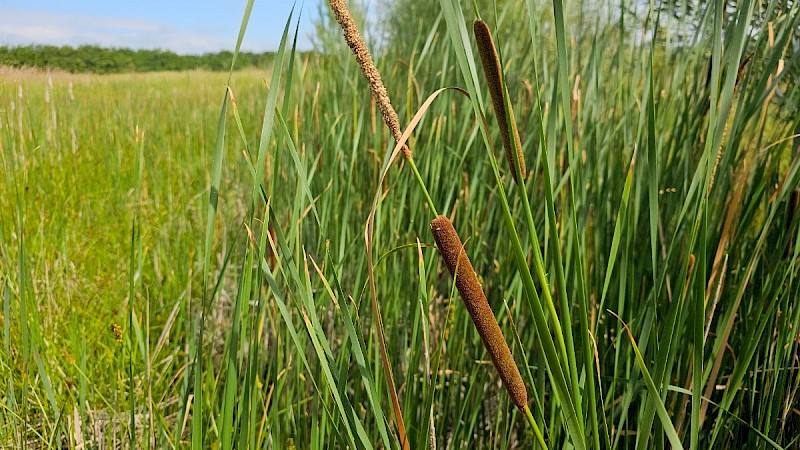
489;147;586;449
408;157;439;217
500;60;584;436
524;405;548;450
525;22;601;444
517;171;580;416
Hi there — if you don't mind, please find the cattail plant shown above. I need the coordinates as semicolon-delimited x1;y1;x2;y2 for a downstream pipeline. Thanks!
328;1;544;446
326;2;434;449
431;215;546;447
327;0;411;160
473;20;526;184
430;215;527;408
328;0;437;216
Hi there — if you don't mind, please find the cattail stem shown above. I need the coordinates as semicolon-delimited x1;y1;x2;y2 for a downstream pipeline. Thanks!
474;20;526;184
430;215;528;410
409;158;438;216
525;405;549;449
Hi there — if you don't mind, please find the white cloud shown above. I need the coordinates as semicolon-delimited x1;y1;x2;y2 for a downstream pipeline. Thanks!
0;9;232;54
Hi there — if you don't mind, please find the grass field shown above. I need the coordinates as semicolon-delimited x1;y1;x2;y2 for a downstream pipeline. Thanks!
2;0;800;448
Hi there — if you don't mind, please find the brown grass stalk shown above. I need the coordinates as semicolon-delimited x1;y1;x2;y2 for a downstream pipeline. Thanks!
430;215;528;409
327;0;411;160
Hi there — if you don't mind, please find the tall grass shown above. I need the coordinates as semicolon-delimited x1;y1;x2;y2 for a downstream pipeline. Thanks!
1;0;799;448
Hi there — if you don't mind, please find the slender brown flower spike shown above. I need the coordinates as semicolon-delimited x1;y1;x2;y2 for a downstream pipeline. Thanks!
327;0;411;160
474;19;526;183
430;215;528;409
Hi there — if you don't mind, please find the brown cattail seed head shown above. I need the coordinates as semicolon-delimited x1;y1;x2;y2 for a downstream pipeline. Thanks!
430;215;528;409
328;0;411;159
474;20;526;183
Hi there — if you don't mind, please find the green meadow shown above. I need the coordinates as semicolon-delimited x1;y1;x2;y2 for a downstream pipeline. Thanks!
1;0;799;448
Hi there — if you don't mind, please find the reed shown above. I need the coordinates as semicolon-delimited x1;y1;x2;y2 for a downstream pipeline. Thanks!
327;0;438;217
430;215;528;409
473;19;526;183
327;0;411;160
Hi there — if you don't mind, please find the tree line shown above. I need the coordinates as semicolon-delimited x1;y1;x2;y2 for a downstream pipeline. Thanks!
0;45;278;73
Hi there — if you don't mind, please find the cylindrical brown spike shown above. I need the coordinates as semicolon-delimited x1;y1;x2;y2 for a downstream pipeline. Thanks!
474;20;526;184
430;215;528;409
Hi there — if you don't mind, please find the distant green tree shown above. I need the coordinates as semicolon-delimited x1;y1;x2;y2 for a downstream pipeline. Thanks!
0;45;280;74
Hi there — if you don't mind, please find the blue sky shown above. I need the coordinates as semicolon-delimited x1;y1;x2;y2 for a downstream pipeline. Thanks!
0;1;325;54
